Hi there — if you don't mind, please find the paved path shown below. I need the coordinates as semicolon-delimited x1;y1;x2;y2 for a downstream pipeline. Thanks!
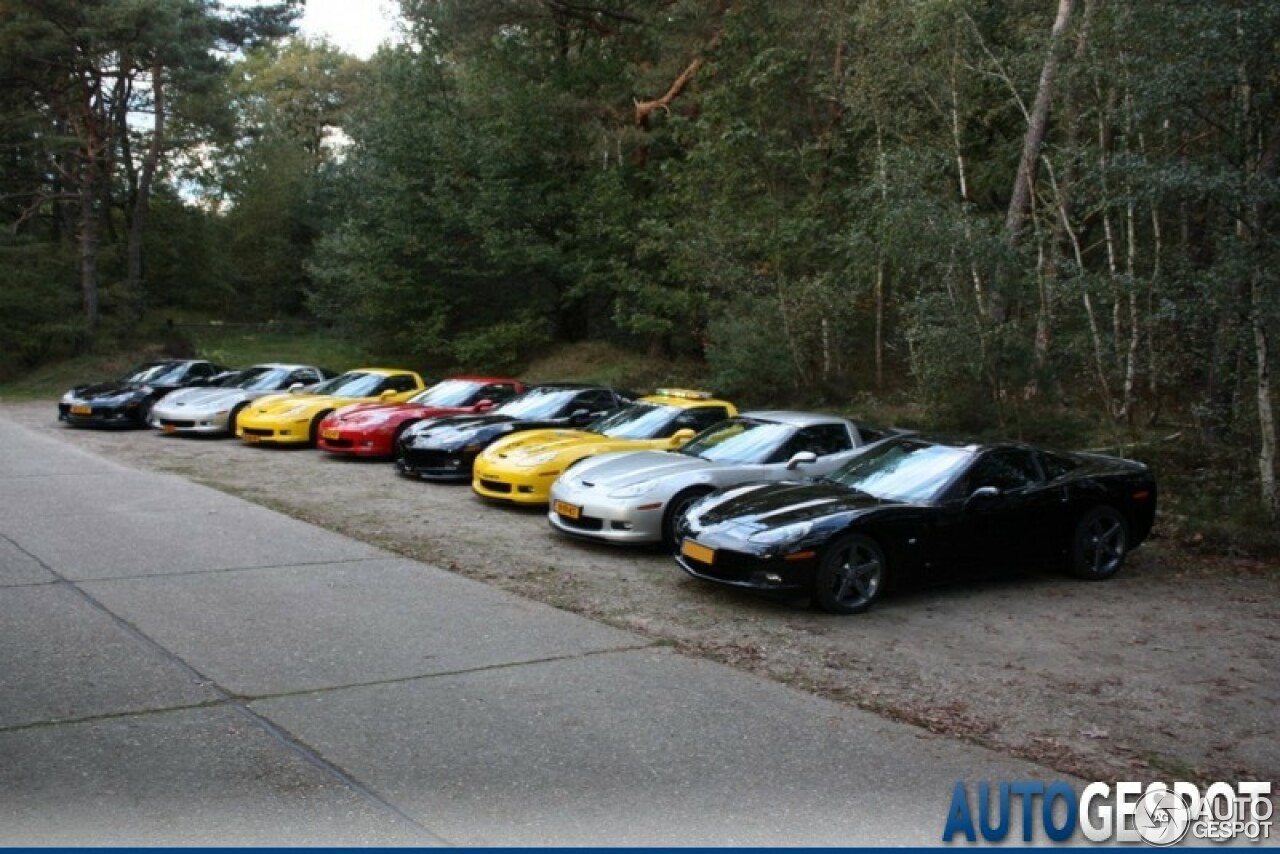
0;413;1055;845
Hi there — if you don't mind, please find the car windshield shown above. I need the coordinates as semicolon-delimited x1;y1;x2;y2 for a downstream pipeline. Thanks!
825;438;973;502
494;388;583;420
679;419;795;463
228;367;290;391
588;403;680;439
310;372;390;397
407;379;483;407
120;362;188;385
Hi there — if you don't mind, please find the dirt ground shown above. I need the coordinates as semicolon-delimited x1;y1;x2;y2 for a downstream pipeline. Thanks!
9;399;1277;786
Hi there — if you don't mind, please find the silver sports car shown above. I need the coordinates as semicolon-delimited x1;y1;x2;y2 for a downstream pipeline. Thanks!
149;363;329;436
548;411;898;548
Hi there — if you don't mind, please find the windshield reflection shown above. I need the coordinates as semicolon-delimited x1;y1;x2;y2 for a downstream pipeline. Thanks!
495;388;580;420
827;439;972;502
680;419;793;463
589;403;680;439
408;380;482;407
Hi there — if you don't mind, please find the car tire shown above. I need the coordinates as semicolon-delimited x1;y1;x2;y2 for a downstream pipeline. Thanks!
661;489;710;553
309;411;332;447
812;534;888;615
227;402;248;436
1070;506;1129;580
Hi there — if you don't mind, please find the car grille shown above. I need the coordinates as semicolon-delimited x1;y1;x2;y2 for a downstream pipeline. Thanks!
325;438;354;448
158;419;196;429
400;448;452;468
557;514;604;532
242;427;274;437
478;479;512;494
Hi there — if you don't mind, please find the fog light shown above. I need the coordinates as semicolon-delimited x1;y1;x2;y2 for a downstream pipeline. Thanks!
611;521;633;531
517;486;533;493
764;573;783;584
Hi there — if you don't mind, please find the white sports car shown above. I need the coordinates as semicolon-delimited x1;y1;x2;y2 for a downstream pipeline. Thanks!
548;411;899;549
149;363;329;436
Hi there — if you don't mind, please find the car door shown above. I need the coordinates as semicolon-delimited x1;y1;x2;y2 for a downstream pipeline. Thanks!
935;448;1051;575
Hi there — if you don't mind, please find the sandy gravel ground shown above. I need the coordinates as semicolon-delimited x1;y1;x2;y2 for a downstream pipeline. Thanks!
10;400;1276;786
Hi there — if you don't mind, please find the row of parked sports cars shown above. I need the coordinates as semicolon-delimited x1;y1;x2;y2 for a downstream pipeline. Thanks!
58;358;1158;614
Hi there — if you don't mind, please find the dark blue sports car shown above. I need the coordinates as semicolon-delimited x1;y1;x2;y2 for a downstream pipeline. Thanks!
674;434;1157;614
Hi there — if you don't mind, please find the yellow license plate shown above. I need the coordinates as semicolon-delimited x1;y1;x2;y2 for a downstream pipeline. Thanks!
681;539;715;565
70;405;92;415
322;429;339;440
553;500;581;520
243;434;260;443
163;424;176;434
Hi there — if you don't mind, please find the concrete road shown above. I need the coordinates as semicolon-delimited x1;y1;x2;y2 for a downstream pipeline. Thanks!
0;413;1057;845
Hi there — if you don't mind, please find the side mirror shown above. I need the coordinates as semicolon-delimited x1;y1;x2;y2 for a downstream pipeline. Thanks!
568;408;592;426
965;486;1001;509
474;399;495;412
379;389;398;400
288;383;305;393
668;428;697;447
786;451;818;470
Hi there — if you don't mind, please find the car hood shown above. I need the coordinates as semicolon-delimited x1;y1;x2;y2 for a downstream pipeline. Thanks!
482;429;598;460
154;387;250;410
694;480;893;529
332;402;475;428
563;449;716;488
250;393;356;416
404;415;569;449
66;381;153;401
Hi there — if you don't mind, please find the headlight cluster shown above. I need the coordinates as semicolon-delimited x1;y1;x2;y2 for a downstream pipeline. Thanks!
609;481;657;499
748;521;813;545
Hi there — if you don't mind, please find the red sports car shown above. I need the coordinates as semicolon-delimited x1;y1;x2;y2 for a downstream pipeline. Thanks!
316;376;525;458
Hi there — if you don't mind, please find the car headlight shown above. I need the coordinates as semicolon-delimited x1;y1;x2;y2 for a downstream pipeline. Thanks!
608;481;657;499
280;405;310;418
748;521;814;545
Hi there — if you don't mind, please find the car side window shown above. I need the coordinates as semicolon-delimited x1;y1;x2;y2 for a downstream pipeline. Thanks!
1039;451;1078;481
480;383;516;402
287;370;315;385
673;406;730;433
575;390;617;413
380;375;418;394
770;424;855;462
967;450;1042;492
189;362;215;378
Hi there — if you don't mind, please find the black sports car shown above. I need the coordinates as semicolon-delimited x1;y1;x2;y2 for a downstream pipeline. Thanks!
58;359;228;428
674;434;1157;614
395;384;628;481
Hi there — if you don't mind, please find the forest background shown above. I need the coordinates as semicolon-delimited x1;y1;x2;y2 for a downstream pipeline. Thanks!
0;0;1277;545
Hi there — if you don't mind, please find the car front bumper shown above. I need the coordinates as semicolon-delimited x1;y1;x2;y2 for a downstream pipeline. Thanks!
674;532;815;593
545;489;666;544
58;402;145;428
471;463;560;504
317;427;394;457
237;415;312;445
150;405;231;434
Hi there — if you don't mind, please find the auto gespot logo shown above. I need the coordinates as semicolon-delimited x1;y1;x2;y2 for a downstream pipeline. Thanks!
942;780;1273;845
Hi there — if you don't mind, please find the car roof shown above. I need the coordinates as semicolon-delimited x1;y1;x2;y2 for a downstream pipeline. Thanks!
639;391;735;409
527;382;605;391
347;367;417;376
439;375;522;384
738;410;853;427
246;363;322;371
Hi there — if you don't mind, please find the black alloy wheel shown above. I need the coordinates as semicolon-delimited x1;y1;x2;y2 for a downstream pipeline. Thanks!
662;489;709;553
1070;506;1129;580
813;534;888;615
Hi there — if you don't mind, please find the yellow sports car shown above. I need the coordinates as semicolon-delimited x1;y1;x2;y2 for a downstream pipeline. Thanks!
472;389;737;504
237;368;427;446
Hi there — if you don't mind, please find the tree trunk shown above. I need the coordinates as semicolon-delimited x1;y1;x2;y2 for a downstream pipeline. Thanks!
1005;0;1075;243
127;62;165;307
